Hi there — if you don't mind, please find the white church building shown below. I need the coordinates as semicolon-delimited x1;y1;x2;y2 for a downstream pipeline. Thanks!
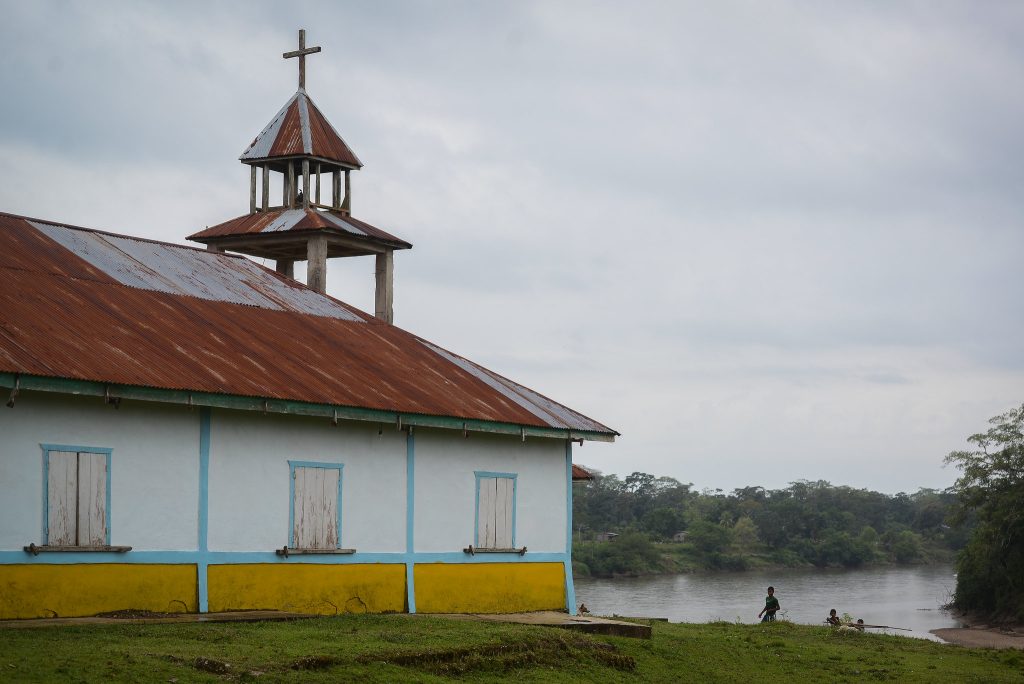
0;31;616;620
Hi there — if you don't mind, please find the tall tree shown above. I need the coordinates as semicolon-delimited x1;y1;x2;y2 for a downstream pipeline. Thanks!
945;403;1024;620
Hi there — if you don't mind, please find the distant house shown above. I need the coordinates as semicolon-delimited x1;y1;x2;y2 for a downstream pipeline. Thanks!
571;464;595;482
594;532;620;543
0;30;618;620
672;531;689;543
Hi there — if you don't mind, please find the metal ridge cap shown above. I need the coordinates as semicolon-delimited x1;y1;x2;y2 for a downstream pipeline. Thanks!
0;372;617;442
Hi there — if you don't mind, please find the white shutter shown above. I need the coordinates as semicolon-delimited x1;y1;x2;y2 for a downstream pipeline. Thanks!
78;452;107;546
293;466;340;549
47;451;78;546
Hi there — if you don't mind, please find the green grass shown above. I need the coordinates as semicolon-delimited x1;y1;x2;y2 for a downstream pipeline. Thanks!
1;616;1021;683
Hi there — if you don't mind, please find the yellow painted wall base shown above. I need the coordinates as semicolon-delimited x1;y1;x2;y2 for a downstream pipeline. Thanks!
0;564;197;619
207;563;406;614
414;562;565;613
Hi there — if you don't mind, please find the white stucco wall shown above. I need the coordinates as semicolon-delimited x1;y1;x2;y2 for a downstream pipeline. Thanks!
207;410;407;553
414;430;567;553
0;391;200;551
1;392;570;558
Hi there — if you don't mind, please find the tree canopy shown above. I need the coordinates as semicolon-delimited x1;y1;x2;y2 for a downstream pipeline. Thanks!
945;403;1024;621
572;470;964;576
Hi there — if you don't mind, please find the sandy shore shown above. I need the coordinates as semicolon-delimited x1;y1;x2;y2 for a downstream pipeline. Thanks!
931;625;1024;650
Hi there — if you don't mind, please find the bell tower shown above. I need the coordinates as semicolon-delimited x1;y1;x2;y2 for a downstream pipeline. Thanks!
188;29;411;323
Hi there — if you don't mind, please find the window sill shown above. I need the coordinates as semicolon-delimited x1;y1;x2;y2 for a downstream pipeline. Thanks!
463;545;527;556
24;543;132;556
275;546;356;557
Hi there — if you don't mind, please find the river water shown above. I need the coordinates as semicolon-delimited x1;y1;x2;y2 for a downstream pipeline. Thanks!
574;563;962;641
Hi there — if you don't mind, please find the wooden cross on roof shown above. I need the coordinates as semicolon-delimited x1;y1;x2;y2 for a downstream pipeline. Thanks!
283;29;321;90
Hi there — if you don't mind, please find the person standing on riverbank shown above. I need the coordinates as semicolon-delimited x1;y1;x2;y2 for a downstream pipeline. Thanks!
758;586;780;622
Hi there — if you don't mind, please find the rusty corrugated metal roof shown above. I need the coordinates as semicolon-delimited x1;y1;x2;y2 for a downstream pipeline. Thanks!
188;208;411;248
0;212;616;437
240;89;362;168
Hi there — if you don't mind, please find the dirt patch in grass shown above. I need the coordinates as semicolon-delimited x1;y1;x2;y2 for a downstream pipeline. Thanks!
290;654;344;670
358;634;635;676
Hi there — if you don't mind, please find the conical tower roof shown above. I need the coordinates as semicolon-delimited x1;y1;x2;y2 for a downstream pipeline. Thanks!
240;89;362;170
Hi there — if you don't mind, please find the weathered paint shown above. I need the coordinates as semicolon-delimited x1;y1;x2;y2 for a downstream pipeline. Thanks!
207;563;404;614
475;472;516;548
413;562;565;614
0;564;197;619
289;462;343;549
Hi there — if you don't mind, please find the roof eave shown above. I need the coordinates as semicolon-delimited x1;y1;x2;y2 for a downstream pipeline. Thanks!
0;372;618;442
239;153;363;171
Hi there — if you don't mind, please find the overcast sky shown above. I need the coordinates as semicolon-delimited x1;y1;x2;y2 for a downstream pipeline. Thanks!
2;1;1021;494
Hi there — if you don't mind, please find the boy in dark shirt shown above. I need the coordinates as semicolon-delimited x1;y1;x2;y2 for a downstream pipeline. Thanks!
758;586;780;622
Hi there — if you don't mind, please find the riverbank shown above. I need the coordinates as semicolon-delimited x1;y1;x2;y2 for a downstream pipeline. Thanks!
572;539;956;579
932;626;1024;650
931;612;1024;650
2;614;1022;682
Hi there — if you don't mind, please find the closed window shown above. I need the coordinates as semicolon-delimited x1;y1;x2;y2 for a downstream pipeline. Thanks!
475;472;516;549
44;447;111;547
289;462;343;550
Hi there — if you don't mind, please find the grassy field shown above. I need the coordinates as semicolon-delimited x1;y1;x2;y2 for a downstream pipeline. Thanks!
1;615;1021;683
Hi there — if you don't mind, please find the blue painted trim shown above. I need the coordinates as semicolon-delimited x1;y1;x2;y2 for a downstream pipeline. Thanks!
103;454;111;544
39;444;114;546
198;409;210;552
405;430;416;613
198;408;211;612
287;460;344;549
473;471;518;479
39;444;113;455
473;471;518;547
564;441;577;615
40;446;49;544
0;550;570;565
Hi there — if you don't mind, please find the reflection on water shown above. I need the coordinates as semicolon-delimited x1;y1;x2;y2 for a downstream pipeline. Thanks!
574;563;961;641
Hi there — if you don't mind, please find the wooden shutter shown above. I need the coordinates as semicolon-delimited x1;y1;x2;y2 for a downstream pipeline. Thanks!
494;477;513;548
293;466;340;549
78;452;107;545
47;451;78;546
477;477;514;548
46;451;106;546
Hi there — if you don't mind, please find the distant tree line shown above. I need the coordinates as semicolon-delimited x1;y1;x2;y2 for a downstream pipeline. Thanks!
572;473;970;578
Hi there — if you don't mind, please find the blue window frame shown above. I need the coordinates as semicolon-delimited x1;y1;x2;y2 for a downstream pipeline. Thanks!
40;444;113;546
288;460;344;549
474;471;517;548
